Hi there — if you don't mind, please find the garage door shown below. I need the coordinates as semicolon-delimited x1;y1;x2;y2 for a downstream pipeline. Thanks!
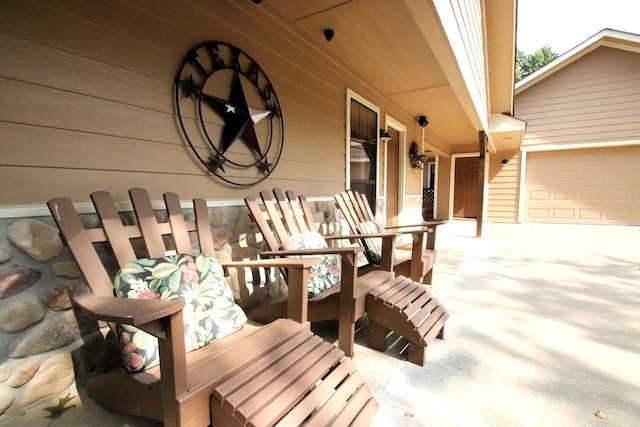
524;147;640;225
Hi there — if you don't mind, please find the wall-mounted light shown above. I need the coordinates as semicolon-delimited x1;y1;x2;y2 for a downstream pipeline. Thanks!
324;28;335;42
417;115;429;127
380;129;391;142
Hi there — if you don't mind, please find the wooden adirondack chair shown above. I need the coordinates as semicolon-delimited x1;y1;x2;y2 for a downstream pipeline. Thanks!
335;190;444;284
245;189;395;357
47;188;378;427
245;189;449;366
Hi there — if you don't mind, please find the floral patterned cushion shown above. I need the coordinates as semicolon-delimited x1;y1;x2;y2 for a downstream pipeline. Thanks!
357;221;382;264
281;232;341;297
113;253;247;372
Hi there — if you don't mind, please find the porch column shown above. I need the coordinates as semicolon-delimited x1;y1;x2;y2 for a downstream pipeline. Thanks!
477;131;487;237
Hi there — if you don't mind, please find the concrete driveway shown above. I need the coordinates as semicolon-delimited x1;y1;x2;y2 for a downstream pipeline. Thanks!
357;220;640;426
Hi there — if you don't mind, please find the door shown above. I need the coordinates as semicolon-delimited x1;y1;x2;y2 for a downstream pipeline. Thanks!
525;147;640;224
385;128;400;226
453;156;479;218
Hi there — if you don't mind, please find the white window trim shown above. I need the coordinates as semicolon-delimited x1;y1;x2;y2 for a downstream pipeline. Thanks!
383;115;406;217
345;88;381;198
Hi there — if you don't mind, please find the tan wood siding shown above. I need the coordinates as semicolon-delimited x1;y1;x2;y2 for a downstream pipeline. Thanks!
487;152;520;222
0;0;424;206
515;47;640;148
525;147;640;225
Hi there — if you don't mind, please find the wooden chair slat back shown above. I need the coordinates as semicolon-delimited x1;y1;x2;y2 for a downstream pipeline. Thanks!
272;188;303;236
335;191;360;232
194;198;216;257
91;191;138;266
129;188;166;258
164;192;192;254
294;193;319;233
281;190;313;234
244;197;282;251
356;191;376;222
259;190;292;248
47;197;116;297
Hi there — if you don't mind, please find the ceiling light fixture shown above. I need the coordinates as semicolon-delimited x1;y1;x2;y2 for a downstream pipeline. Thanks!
324;28;335;42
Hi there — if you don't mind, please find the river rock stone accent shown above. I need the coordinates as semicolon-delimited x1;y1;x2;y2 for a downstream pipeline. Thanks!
8;360;39;388
0;243;12;264
8;318;77;359
0;388;14;415
0;294;46;333
0;266;41;299
41;281;88;311
17;353;74;408
0;365;10;382
7;219;63;262
52;261;82;279
210;206;238;227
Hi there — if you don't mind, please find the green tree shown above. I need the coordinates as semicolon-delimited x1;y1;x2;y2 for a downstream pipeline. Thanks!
515;46;559;81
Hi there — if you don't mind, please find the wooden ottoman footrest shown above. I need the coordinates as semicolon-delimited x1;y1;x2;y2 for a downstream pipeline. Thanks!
366;276;449;366
211;320;379;427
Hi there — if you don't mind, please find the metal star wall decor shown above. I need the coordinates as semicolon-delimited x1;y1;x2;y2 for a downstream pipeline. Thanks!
174;41;284;186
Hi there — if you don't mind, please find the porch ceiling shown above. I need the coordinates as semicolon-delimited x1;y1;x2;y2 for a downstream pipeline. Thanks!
264;0;518;156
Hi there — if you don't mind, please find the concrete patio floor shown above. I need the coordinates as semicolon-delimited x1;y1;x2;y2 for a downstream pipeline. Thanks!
354;220;640;427
9;220;640;426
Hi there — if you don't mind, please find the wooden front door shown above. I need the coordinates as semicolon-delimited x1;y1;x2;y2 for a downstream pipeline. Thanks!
453;156;479;218
385;128;400;227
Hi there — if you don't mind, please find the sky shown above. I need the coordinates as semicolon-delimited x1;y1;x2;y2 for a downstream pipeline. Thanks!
517;0;640;55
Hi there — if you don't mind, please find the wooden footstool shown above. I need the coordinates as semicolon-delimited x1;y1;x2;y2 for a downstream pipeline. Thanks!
366;276;449;366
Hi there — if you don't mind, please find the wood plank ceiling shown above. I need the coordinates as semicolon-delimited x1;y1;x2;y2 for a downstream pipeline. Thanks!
263;0;481;154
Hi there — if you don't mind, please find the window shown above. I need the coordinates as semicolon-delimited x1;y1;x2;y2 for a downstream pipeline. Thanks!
346;90;380;213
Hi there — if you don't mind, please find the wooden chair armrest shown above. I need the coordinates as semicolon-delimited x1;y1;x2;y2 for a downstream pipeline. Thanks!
259;247;364;258
385;220;444;231
222;258;321;269
385;221;443;250
224;258;317;324
73;294;184;327
384;225;432;233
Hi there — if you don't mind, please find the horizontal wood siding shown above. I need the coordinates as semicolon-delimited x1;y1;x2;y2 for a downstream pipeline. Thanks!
515;47;640;148
0;0;423;206
487;152;520;222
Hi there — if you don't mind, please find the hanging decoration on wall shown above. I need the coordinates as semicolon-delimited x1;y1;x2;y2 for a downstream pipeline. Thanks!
409;141;427;169
174;41;284;186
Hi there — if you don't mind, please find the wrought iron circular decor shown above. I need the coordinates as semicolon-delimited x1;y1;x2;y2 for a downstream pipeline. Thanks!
174;41;284;186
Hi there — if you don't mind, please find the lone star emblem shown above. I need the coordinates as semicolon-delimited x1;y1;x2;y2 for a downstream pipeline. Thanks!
174;41;284;186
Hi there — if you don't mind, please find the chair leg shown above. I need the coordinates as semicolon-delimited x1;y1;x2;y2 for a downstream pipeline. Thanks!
437;325;445;340
338;319;355;357
423;268;433;285
368;319;389;352
407;342;426;366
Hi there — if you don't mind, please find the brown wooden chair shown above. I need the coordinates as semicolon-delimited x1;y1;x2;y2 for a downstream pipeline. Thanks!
245;189;395;357
335;190;445;284
245;189;449;366
47;188;378;427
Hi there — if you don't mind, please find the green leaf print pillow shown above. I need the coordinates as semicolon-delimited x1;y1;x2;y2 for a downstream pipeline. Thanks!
281;232;342;297
113;253;247;372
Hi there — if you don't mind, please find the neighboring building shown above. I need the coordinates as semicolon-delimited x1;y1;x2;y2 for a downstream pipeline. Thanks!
490;29;640;225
